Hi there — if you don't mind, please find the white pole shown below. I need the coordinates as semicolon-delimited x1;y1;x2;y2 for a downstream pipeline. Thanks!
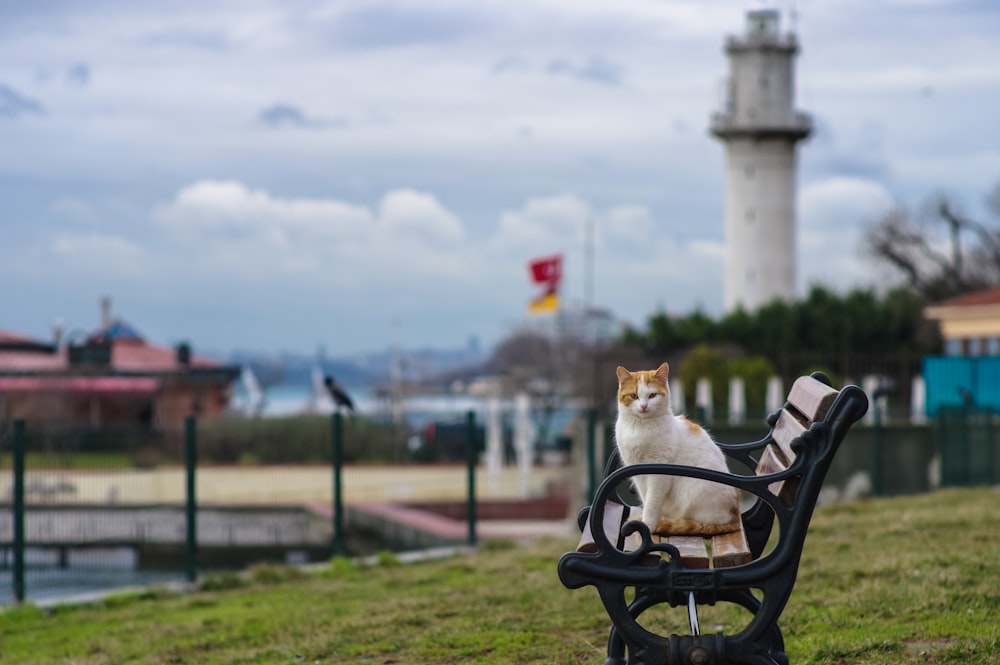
728;377;746;425
696;378;713;423
862;375;880;425
514;392;535;498
911;376;927;425
670;378;685;415
486;394;503;495
765;376;783;414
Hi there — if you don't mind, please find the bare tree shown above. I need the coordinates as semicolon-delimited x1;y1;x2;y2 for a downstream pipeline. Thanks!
864;182;1000;301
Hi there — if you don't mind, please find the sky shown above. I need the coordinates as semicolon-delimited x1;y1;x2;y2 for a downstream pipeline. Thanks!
2;0;999;358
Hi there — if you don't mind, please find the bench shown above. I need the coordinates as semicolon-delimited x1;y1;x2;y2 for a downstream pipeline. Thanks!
558;373;869;665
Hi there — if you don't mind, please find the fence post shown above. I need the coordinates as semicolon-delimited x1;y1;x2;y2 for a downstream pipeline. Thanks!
331;412;345;556
586;407;597;502
465;410;477;547
184;416;197;583
12;419;25;603
872;399;885;496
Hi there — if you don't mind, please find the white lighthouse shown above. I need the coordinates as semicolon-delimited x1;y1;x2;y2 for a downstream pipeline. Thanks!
711;9;811;312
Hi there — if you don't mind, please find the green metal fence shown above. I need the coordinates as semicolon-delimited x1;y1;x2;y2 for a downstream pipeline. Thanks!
936;406;998;487
2;412;481;605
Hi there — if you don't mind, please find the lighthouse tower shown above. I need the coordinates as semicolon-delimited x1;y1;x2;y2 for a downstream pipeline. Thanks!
710;9;811;312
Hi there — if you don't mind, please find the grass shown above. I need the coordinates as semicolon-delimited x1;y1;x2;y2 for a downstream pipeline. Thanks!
1;487;998;664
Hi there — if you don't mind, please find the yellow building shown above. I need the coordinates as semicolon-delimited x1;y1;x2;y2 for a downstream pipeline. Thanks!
924;286;1000;356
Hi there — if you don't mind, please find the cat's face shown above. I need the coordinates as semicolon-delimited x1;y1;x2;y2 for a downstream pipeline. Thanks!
617;363;670;417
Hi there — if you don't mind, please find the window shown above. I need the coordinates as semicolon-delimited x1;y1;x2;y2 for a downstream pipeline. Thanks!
987;337;1000;356
945;338;962;356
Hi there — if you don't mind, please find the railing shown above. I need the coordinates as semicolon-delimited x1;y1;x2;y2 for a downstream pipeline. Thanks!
1;413;488;605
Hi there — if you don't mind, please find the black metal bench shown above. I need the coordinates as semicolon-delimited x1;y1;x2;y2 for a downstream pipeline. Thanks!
558;373;869;665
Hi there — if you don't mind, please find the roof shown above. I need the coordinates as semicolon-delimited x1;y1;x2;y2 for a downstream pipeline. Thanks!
109;338;219;371
0;326;233;377
101;318;145;342
0;329;57;352
933;287;1000;309
0;330;36;344
0;376;158;394
0;348;66;371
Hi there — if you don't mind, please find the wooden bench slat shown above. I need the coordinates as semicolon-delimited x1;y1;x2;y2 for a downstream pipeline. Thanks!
577;501;627;553
624;506;648;553
786;376;839;422
711;529;752;567
755;444;790;498
770;409;805;463
665;536;710;569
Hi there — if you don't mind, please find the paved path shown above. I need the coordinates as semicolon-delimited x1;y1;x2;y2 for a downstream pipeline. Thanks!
2;464;573;506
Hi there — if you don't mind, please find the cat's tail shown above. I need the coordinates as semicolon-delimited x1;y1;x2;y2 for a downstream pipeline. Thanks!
650;518;743;537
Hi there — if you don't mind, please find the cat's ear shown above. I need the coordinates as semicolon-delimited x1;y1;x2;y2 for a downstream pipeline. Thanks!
616;366;631;384
655;363;670;381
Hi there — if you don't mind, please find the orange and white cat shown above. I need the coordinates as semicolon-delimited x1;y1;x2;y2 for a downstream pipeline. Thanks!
615;363;741;536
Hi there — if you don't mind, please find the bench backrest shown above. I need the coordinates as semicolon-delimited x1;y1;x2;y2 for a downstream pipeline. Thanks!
575;374;843;569
753;375;839;505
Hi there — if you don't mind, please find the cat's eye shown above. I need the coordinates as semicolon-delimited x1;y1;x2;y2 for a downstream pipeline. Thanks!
629;393;638;400
648;393;657;399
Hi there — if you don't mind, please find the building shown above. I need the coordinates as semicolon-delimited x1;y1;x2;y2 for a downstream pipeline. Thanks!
922;286;1000;416
710;8;812;312
0;313;240;429
923;286;1000;356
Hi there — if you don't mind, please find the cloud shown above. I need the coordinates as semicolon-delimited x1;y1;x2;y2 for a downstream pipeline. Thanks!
0;84;45;118
141;28;229;50
325;4;486;49
491;55;529;75
798;176;897;292
150;180;472;287
258;104;322;129
547;56;625;86
143;182;725;336
377;189;464;243
153;180;372;241
3;0;998;354
51;232;143;258
495;194;592;251
66;63;90;86
48;197;101;224
491;195;725;320
47;232;148;281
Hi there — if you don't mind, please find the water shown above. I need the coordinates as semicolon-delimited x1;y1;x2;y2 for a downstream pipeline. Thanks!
1;548;185;606
245;383;584;443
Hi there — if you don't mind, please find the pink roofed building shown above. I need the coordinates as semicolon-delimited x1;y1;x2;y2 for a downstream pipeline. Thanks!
0;304;239;429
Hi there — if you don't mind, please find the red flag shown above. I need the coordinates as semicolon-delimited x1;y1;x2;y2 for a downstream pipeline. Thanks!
529;255;562;287
527;255;562;314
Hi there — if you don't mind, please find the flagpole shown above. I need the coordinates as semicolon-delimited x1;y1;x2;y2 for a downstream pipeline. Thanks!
584;215;593;313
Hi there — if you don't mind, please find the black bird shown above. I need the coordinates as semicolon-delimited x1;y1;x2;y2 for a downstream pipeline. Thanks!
324;375;355;413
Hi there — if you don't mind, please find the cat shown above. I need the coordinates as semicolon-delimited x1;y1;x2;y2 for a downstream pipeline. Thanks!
614;362;741;537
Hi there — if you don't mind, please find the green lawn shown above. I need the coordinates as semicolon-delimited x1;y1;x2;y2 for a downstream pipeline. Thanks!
1;487;998;664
